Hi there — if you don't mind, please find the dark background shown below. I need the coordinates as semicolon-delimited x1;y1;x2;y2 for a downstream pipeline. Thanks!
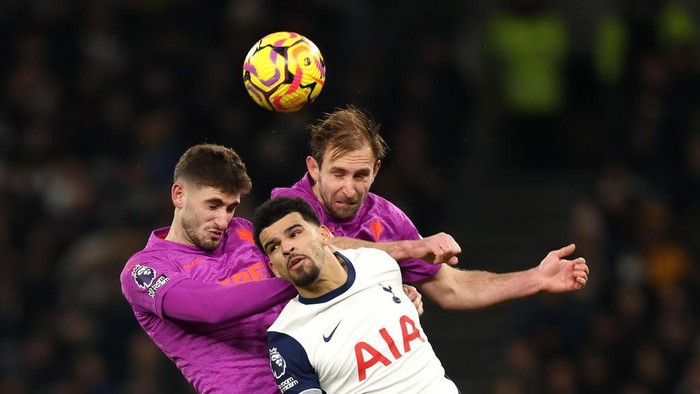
1;0;700;393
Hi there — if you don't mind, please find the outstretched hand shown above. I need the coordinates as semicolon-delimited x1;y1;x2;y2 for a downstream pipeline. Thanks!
537;244;589;292
407;233;461;265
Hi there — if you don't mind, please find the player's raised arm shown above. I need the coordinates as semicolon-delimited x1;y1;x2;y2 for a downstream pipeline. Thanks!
331;232;461;265
273;105;591;320
417;244;589;311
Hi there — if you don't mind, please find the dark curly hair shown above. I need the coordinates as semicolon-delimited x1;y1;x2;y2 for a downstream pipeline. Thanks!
252;197;321;253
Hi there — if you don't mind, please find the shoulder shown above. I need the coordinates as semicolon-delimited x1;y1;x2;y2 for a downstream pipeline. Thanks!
271;186;308;199
120;248;175;296
119;229;189;295
224;217;268;260
269;298;304;331
358;247;398;267
358;193;420;239
120;247;170;282
271;174;313;198
119;247;181;313
272;187;321;216
339;248;399;275
228;216;253;231
362;192;411;219
342;246;393;261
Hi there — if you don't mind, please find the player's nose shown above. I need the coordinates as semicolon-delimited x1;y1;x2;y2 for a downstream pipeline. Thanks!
340;178;357;198
214;211;229;229
280;239;295;253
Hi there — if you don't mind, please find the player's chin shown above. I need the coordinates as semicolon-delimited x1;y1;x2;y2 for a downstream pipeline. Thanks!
199;238;222;251
332;204;359;219
291;273;315;287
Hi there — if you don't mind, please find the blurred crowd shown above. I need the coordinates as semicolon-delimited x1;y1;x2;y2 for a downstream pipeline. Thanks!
472;1;700;393
0;0;699;393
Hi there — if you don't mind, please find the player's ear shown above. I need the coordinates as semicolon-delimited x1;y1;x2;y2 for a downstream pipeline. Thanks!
319;225;332;245
172;183;185;209
373;160;381;178
268;261;281;278
306;156;320;181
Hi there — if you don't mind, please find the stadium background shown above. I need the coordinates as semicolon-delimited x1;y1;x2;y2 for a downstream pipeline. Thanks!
1;0;700;392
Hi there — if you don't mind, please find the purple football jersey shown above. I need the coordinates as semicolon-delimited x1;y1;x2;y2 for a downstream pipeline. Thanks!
120;217;287;394
271;173;441;283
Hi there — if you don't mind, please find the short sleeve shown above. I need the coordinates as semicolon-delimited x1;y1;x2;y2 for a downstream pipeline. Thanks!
268;331;324;394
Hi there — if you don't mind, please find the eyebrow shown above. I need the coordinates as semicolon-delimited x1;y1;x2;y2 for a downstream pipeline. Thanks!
204;197;240;207
204;197;224;205
262;223;303;252
329;166;371;175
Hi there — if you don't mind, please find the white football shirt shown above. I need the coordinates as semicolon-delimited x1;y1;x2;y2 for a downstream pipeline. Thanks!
267;248;460;394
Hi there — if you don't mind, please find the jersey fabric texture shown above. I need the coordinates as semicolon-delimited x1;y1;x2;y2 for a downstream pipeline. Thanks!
271;173;441;284
120;217;285;394
267;248;459;394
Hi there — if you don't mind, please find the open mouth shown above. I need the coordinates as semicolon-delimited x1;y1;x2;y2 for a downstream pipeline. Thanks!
288;255;305;270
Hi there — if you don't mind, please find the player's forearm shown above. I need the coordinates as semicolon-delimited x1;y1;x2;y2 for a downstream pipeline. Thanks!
332;237;410;260
162;278;296;323
462;269;541;308
421;266;541;310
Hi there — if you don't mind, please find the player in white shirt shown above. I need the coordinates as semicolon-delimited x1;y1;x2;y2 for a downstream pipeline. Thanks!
253;197;460;394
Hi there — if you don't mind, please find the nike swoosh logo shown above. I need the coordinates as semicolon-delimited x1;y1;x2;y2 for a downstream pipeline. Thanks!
323;320;342;342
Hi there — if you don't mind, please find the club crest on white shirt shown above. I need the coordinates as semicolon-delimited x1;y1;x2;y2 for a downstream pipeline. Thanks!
380;284;402;304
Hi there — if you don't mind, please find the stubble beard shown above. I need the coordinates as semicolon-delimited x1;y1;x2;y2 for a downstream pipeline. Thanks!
182;215;220;252
291;263;320;288
321;193;360;220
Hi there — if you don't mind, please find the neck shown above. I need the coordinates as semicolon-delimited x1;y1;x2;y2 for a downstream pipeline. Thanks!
165;213;188;245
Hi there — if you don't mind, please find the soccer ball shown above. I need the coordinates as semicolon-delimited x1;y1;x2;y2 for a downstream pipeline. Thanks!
242;31;326;112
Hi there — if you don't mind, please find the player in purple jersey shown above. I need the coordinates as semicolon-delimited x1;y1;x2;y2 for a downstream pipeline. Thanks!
120;144;428;393
120;144;297;394
271;105;589;310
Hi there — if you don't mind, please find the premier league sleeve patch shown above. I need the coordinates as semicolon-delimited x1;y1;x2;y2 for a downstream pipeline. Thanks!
270;347;287;379
132;265;157;289
131;264;170;298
